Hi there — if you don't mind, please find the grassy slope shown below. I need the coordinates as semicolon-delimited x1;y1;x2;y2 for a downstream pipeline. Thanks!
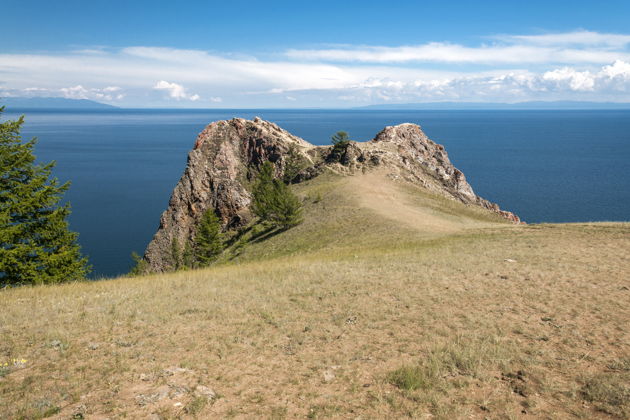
1;171;629;419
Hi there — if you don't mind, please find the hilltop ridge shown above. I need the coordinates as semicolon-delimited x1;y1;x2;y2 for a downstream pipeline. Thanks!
143;117;519;272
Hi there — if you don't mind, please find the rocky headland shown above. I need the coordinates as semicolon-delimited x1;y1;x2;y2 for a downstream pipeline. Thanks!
143;117;520;272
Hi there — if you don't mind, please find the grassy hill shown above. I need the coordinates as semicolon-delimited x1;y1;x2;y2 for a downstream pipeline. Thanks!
1;171;629;419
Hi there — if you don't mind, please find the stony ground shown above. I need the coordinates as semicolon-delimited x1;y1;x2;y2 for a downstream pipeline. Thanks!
1;173;628;419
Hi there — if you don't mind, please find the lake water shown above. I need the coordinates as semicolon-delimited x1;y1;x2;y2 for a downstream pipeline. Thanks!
3;109;629;278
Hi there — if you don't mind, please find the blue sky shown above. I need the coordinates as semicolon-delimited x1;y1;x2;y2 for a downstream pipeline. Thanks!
2;0;630;107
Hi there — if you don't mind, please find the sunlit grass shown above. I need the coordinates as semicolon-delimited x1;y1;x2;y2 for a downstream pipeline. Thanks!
0;172;628;418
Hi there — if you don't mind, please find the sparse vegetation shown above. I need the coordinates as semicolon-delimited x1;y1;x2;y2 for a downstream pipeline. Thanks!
582;372;630;417
185;395;209;415
388;336;508;393
0;171;628;418
388;364;440;391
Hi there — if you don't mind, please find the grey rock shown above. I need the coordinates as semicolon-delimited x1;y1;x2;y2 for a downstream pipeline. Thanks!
194;385;216;400
135;386;169;406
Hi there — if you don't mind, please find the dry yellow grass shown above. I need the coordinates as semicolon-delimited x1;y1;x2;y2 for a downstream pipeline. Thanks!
1;172;629;419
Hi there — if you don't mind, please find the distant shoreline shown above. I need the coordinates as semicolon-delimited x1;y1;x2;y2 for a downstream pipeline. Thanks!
4;97;630;111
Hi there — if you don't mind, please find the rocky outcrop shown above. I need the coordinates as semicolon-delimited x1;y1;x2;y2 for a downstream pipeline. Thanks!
346;123;522;223
143;117;520;272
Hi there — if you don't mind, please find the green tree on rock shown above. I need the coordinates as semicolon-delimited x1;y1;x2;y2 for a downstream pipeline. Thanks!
0;106;90;285
331;131;350;146
252;161;303;229
330;131;351;162
194;209;224;266
282;144;306;184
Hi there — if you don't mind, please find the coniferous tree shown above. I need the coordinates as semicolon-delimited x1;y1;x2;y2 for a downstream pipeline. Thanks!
331;131;350;146
194;209;224;266
252;161;303;229
129;251;148;276
0;106;90;285
330;131;351;162
182;240;195;269
282;144;306;184
252;162;276;221
272;180;303;228
170;238;182;270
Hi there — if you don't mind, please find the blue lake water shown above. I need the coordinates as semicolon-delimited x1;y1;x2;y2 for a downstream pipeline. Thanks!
3;109;629;278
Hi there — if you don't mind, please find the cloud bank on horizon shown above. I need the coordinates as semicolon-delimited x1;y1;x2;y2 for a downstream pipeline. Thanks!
1;30;630;107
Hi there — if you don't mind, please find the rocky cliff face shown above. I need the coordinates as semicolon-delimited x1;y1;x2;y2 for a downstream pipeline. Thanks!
143;117;520;272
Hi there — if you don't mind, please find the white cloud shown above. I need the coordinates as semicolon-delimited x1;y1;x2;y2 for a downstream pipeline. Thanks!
504;30;630;48
543;68;595;91
153;80;200;101
601;60;630;79
286;30;630;65
286;43;629;65
60;85;90;99
61;85;125;101
23;87;48;93
1;31;630;106
295;61;630;104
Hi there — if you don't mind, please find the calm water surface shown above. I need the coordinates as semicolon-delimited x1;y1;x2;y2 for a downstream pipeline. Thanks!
4;109;629;277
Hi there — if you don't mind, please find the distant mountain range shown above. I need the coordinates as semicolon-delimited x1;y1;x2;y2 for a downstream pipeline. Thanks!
1;97;117;109
355;101;630;110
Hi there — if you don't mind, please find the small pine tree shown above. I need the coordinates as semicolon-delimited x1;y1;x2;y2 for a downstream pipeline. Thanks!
129;251;148;276
283;144;306;184
170;238;182;271
252;162;303;229
194;209;224;266
331;131;350;146
252;162;276;220
330;131;351;162
272;180;304;228
0;106;90;285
